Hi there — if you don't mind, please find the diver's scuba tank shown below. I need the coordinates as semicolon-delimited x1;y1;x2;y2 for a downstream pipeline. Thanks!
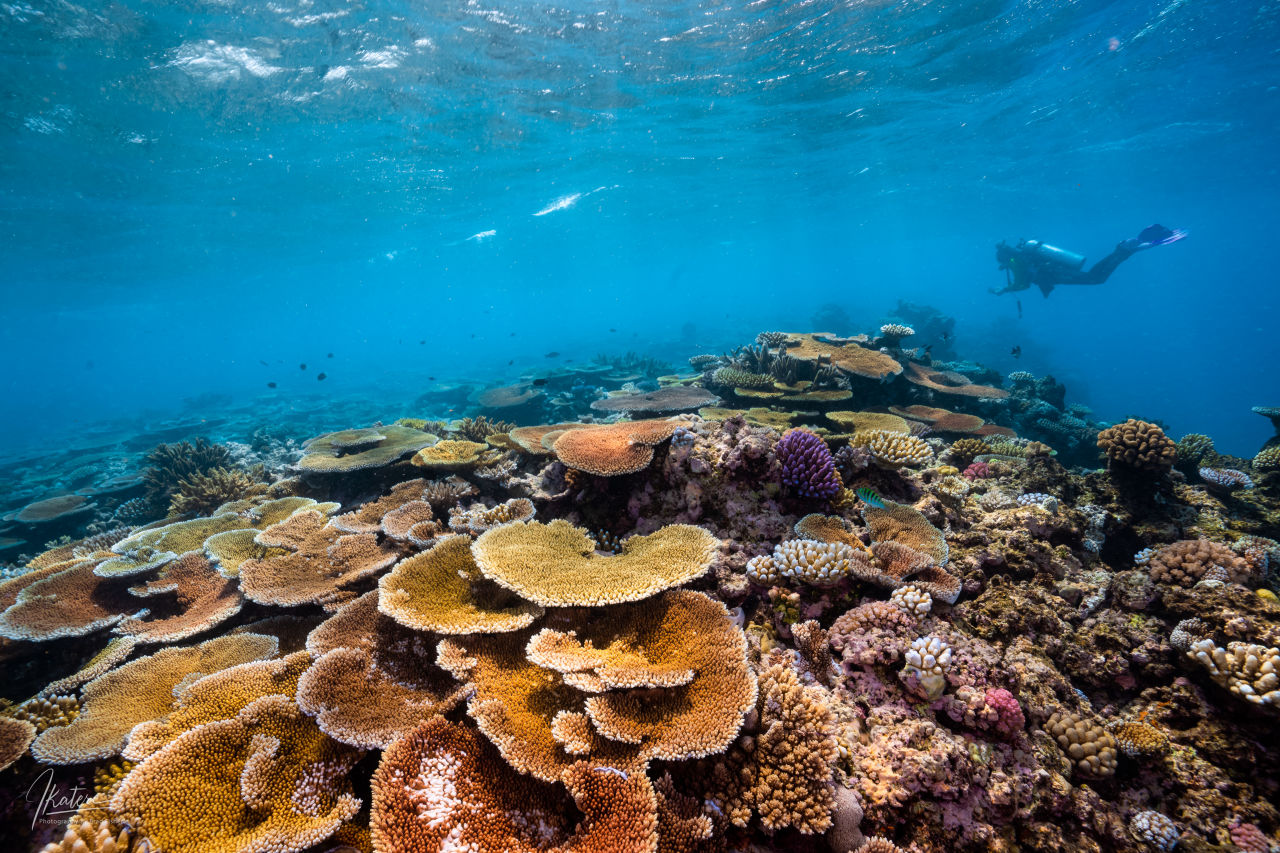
1021;240;1086;270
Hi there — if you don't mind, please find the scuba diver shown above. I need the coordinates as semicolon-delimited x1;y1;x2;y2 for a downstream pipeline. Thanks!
992;224;1186;298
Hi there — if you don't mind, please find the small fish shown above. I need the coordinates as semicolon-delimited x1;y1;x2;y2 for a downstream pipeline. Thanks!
420;340;426;345
609;328;617;332
317;372;327;381
259;360;269;366
532;378;548;387
855;487;885;508
939;331;952;342
508;359;514;365
327;352;334;358
470;334;476;339
923;345;933;358
1010;346;1022;359
545;351;560;358
510;332;516;337
1016;300;1023;319
300;363;307;370
267;382;277;389
428;376;436;381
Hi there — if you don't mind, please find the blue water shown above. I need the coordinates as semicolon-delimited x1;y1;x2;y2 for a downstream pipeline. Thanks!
2;0;1278;458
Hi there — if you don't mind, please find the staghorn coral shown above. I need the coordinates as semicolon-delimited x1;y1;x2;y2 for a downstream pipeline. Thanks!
31;633;277;764
239;509;399;608
1147;539;1252;587
776;428;842;500
1044;709;1118;778
377;534;543;634
453;415;516;442
863;430;934;469
1188;639;1279;706
471;519;717;607
448;497;536;535
142;438;233;506
370;717;659;853
711;366;776;389
1096;418;1177;471
168;466;268;517
110;694;362;853
553;419;680;476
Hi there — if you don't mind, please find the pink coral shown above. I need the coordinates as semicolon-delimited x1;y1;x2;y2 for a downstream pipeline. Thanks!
829;601;919;668
1229;820;1275;853
962;461;990;481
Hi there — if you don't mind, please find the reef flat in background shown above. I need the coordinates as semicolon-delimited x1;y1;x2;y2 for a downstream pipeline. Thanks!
1;321;1278;853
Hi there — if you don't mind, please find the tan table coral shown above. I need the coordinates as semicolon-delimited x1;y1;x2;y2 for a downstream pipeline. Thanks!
370;718;659;853
31;633;278;764
378;534;543;634
110;694;362;853
471;519;717;607
552;419;680;476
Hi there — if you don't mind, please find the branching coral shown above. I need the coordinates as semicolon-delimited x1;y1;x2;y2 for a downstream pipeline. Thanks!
1147;539;1252;587
1096;419;1177;471
863;430;934;469
776;428;841;499
1188;639;1279;706
168;466;268;517
142;438;233;506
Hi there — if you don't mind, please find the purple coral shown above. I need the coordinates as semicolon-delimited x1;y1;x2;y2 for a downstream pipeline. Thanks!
962;461;990;480
776;428;841;500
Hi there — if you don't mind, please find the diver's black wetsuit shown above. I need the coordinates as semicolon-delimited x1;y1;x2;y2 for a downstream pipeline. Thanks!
993;241;1138;297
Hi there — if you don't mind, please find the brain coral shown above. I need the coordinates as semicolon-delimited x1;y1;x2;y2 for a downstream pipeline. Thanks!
471;519;717;607
370;718;659;853
377;534;544;634
552;419;680;476
110;694;361;853
298;425;437;475
31;632;278;764
1147;539;1251;587
1096;419;1177;471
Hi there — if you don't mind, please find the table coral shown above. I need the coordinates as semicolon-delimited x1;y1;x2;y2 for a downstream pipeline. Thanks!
370;718;659;853
109;694;361;853
31;633;277;764
378;534;543;633
0;558;138;640
471;519;717;607
552;419;680;476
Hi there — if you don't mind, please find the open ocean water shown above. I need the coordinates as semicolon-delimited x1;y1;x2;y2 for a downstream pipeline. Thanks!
2;0;1277;456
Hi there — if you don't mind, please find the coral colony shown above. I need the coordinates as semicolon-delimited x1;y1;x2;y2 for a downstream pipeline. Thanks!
1;328;1279;853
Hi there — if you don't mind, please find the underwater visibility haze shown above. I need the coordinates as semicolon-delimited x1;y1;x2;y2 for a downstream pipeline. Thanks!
1;1;1279;851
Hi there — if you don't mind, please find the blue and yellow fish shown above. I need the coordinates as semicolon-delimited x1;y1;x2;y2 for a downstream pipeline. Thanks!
855;487;885;508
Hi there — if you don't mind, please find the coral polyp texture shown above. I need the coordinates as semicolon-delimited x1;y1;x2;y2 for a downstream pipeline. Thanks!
3;325;1280;853
1097;418;1178;471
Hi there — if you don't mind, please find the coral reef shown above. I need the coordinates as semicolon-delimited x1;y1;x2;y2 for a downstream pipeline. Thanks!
2;325;1280;853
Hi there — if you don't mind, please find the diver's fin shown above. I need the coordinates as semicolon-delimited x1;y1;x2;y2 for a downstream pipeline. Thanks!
1135;224;1187;249
1037;281;1055;298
